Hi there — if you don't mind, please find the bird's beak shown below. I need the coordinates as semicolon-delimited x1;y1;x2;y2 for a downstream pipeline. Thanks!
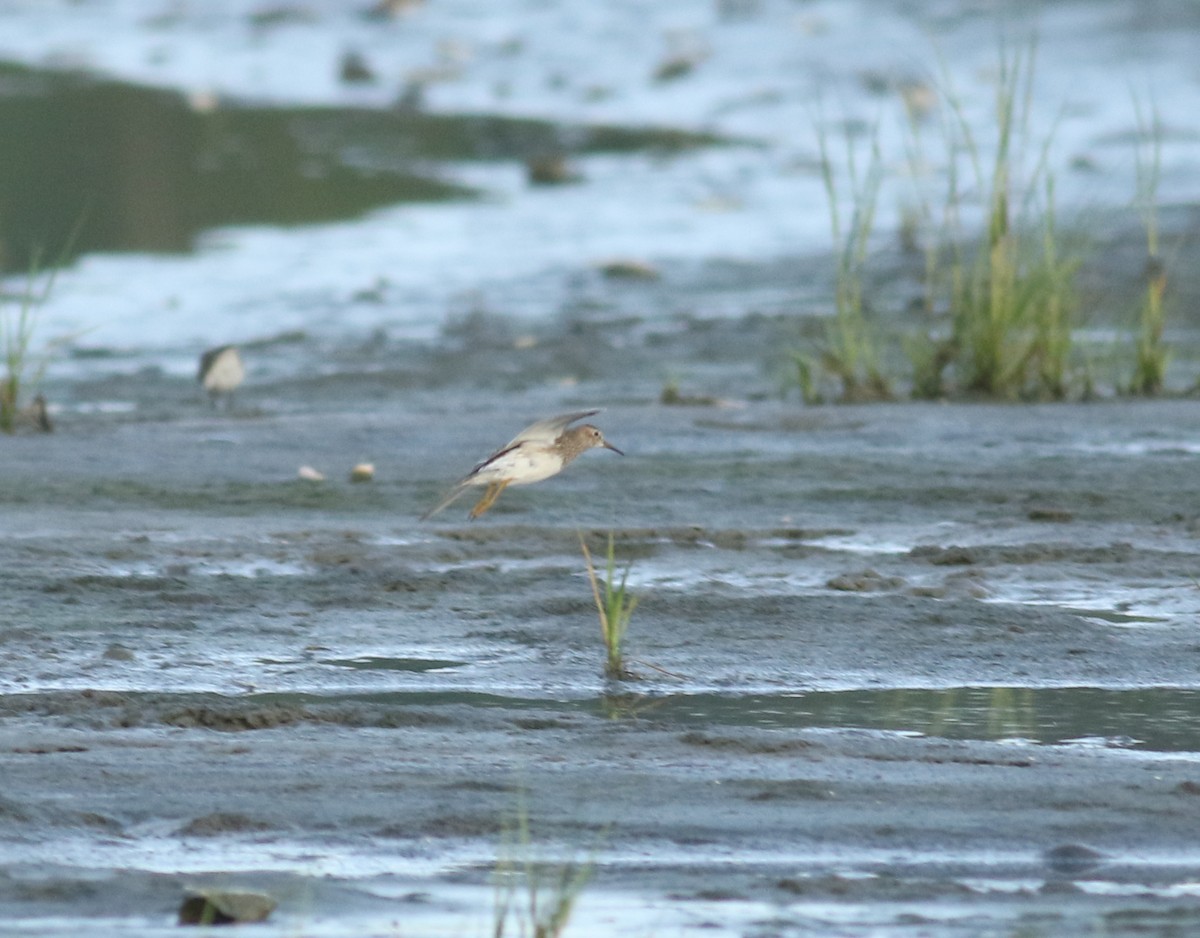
604;440;624;456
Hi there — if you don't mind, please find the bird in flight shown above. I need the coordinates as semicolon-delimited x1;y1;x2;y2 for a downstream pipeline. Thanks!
422;410;623;520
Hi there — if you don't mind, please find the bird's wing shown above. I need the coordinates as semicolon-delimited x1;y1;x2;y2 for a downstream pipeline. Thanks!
467;409;599;476
505;410;600;447
197;345;227;382
422;410;600;520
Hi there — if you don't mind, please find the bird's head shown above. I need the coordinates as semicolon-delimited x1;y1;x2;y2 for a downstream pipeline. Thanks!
568;425;624;459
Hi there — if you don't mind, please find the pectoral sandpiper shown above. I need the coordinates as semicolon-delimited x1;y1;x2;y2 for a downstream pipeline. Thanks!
198;345;245;409
422;409;623;520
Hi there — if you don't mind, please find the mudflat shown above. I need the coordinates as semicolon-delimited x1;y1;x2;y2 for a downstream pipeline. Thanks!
2;385;1200;936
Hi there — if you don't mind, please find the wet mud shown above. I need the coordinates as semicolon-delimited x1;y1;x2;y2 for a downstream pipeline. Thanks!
3;357;1200;935
3;1;1200;932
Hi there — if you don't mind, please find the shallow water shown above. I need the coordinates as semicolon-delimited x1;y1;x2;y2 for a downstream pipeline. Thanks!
1;0;1199;362
0;60;713;271
69;683;1200;750
3;2;1200;936
4;396;1200;935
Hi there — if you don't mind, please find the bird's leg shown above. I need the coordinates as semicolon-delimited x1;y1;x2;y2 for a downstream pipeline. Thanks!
469;479;510;519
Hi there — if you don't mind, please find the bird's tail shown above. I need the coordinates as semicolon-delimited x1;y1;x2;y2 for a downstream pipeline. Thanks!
420;481;469;521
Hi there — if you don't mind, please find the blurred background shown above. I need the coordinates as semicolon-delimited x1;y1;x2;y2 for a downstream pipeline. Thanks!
0;0;1197;409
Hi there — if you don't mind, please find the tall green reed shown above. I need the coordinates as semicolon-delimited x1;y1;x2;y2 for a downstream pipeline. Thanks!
1;249;61;433
925;40;1081;400
579;532;639;680
1129;94;1168;395
493;796;593;938
799;121;892;402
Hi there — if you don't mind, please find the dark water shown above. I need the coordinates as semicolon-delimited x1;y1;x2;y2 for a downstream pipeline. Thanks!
657;686;1200;751
184;683;1200;753
0;60;715;272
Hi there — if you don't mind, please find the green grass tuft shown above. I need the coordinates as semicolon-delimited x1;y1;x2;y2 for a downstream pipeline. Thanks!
806;120;893;402
579;532;639;680
922;39;1082;400
789;37;1180;402
1128;94;1169;396
0;250;58;433
492;796;593;938
1;220;83;433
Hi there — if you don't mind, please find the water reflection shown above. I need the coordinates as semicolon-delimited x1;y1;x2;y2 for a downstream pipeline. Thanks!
635;686;1200;752
0;70;432;270
278;685;1200;753
0;61;716;272
321;655;467;672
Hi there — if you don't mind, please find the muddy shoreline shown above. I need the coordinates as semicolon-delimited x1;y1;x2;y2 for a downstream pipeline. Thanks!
3;0;1200;931
3;386;1200;935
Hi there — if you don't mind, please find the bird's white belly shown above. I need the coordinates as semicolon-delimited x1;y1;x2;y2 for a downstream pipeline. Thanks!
203;349;245;393
474;446;562;486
